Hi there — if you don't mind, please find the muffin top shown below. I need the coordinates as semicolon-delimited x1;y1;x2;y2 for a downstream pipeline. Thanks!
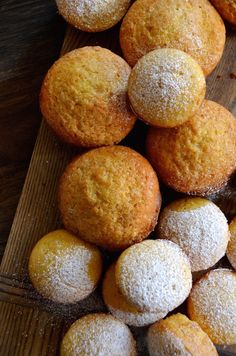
128;48;206;127
115;240;192;312
227;217;236;270
146;100;236;195
120;0;225;75
59;146;161;250
40;46;136;147
210;0;236;26
61;313;137;356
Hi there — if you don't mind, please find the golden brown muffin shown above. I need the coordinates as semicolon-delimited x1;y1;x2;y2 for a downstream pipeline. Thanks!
59;146;161;250
146;100;236;195
56;0;131;32
227;216;236;269
188;269;236;345
128;48;206;128
115;240;192;312
147;313;218;356
120;0;226;75
211;0;236;26
28;230;102;304
61;313;137;356
102;263;167;326
157;197;230;272
40;46;136;147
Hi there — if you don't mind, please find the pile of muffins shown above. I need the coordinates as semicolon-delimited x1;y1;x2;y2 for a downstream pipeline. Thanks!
29;0;236;354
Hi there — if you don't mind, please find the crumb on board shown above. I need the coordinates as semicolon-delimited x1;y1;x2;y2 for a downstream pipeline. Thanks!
230;72;236;79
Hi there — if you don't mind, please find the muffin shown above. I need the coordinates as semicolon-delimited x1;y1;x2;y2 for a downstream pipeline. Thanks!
146;100;236;195
56;0;131;32
120;0;226;75
115;240;192;312
188;268;236;345
128;48;206;128
102;263;167;327
227;217;236;270
157;197;230;272
60;313;137;356
28;230;102;304
148;313;218;356
59;146;161;250
40;46;136;147
211;0;236;26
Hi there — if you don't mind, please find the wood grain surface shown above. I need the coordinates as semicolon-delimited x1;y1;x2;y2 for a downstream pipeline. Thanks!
0;13;236;356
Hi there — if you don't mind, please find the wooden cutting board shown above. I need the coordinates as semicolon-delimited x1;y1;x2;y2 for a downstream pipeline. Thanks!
0;24;236;355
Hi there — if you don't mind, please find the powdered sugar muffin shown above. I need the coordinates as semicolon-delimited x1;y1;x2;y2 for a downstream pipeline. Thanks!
59;146;161;250
147;313;218;356
188;269;236;345
56;0;131;32
115;240;192;312
28;230;102;304
60;313;137;356
120;0;225;75
227;217;236;270
102;263;167;326
211;0;236;26
40;46;136;147
146;100;236;195
128;48;206;127
157;197;230;272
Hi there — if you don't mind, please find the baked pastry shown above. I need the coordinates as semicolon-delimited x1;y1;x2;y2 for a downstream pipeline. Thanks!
147;313;218;356
120;0;226;75
115;240;192;312
28;229;102;304
128;48;206;128
59;146;161;250
146;100;236;195
102;263;167;326
40;46;136;147
56;0;131;32
227;216;236;269
188;268;236;345
60;313;137;356
211;0;236;26
157;197;229;272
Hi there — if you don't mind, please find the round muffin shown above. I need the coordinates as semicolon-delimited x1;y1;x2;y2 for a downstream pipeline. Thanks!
40;46;136;147
28;230;102;304
115;240;192;312
128;48;206;128
188;268;236;345
60;313;137;356
157;197;230;272
211;0;236;26
102;263;167;327
148;313;218;356
227;216;236;270
56;0;131;32
146;100;236;195
120;0;226;75
59;146;161;250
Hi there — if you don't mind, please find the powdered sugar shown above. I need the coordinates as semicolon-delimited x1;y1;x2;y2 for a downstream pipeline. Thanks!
148;329;191;356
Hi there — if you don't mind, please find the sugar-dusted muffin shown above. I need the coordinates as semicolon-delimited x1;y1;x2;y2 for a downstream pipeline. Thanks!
60;313;137;356
40;46;136;147
147;313;218;356
59;146;161;250
128;48;206;128
102;263;167;327
227;217;236;270
28;230;102;304
157;197;230;272
120;0;225;75
56;0;131;32
146;100;236;195
115;240;192;312
188;269;236;345
211;0;236;26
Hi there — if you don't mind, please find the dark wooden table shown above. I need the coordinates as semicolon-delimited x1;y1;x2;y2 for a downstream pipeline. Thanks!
0;0;66;261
